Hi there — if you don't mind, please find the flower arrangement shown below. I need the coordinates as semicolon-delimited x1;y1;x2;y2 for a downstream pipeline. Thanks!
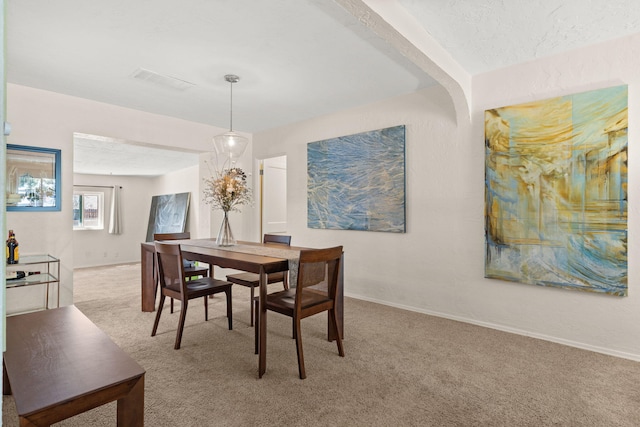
202;167;252;213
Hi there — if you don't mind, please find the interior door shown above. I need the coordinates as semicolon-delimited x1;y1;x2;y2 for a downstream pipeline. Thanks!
261;155;287;235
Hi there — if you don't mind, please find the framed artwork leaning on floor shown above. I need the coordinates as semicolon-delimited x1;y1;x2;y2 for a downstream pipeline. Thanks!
146;192;191;242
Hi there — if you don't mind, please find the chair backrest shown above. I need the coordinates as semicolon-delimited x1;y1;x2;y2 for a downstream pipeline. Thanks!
155;241;187;296
263;234;291;246
154;232;191;241
295;246;343;306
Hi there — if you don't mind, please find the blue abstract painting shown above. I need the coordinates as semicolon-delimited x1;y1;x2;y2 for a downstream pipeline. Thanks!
485;85;628;296
307;125;406;233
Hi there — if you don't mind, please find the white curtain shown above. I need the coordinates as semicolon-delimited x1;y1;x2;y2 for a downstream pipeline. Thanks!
109;186;122;234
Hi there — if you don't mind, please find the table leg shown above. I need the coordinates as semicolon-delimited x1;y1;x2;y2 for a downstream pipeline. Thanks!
3;360;11;396
141;245;156;312
19;417;37;426
258;267;267;378
328;252;345;341
116;374;144;427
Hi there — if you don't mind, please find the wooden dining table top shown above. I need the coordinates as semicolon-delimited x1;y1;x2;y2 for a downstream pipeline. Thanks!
143;239;299;267
181;240;295;273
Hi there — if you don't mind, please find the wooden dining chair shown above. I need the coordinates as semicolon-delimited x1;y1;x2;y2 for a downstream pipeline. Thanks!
152;241;233;349
154;232;209;313
255;246;344;379
226;234;291;326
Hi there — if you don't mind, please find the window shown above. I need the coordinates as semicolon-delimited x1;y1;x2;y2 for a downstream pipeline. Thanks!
6;144;62;211
73;191;105;230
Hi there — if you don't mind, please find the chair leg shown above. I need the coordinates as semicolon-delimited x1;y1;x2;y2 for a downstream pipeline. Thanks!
250;286;255;326
151;294;166;337
294;316;306;379
331;308;345;357
254;300;259;355
226;288;233;330
170;298;174;313
204;296;208;321
174;300;188;350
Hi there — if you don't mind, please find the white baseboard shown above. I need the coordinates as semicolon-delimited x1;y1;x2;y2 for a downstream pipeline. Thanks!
345;292;640;362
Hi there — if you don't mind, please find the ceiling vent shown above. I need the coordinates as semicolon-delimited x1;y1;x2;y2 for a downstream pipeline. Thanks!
131;67;195;91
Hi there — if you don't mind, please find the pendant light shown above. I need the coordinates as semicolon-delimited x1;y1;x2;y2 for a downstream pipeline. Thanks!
213;74;248;162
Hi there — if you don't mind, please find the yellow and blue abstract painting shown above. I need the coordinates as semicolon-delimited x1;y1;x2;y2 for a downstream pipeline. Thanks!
307;125;406;233
485;85;627;296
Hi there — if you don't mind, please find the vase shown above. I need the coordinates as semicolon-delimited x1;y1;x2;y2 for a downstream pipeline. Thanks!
216;211;236;246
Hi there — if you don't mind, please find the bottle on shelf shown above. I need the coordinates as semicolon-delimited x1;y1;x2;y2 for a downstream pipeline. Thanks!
6;229;19;264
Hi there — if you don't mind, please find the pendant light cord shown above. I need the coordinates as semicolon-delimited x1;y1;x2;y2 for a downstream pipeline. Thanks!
223;74;240;133
229;79;233;132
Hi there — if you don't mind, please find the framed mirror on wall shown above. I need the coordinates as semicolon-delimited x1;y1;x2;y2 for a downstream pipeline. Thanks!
6;144;61;211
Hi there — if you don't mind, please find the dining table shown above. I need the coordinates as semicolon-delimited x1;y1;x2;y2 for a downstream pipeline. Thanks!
140;238;343;378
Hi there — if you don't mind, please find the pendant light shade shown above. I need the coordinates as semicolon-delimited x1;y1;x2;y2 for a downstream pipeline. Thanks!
214;74;248;161
213;131;248;159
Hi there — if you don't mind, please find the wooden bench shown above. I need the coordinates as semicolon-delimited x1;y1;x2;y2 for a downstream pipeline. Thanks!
3;305;145;426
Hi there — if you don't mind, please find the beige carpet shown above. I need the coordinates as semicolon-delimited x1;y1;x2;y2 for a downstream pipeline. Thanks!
3;263;640;426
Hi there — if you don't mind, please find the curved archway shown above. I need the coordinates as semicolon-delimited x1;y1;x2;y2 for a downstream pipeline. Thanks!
336;0;471;127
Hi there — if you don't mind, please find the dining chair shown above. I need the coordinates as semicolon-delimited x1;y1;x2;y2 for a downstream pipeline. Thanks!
226;234;292;326
152;241;233;349
154;232;209;313
255;246;344;379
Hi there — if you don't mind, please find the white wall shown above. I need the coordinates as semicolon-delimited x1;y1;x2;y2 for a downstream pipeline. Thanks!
73;165;201;268
253;33;640;361
471;34;640;360
73;173;155;268
73;167;205;270
6;84;229;312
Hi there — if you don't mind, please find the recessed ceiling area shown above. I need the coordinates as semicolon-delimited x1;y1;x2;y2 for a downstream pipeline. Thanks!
73;134;200;176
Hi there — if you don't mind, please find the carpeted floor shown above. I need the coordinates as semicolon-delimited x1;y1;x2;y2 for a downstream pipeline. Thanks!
3;263;640;426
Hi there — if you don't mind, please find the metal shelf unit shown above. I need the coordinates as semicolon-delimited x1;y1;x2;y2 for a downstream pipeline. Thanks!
6;254;60;310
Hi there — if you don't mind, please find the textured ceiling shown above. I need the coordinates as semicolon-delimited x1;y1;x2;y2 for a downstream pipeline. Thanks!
399;0;640;75
73;134;200;177
7;0;640;175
